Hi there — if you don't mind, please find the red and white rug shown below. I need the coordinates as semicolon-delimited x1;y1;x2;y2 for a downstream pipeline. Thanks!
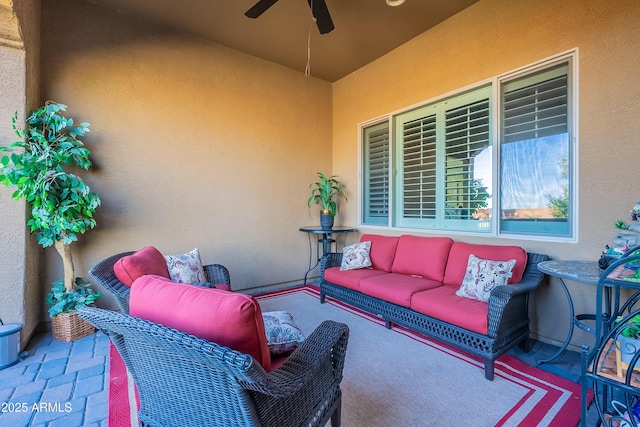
108;285;590;426
108;343;139;427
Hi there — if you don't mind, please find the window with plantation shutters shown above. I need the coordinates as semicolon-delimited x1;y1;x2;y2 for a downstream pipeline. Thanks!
362;122;390;225
499;63;572;237
393;86;492;231
358;53;575;240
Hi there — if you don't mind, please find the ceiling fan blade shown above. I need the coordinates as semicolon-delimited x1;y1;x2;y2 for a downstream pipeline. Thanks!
245;0;279;19
307;0;334;34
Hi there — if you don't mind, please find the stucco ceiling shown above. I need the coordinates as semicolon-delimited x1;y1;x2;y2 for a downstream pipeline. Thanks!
85;0;479;82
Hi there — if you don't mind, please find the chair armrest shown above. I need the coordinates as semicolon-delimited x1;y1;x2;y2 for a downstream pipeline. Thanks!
486;252;549;338
240;320;349;398
203;263;231;287
244;321;349;427
320;253;343;277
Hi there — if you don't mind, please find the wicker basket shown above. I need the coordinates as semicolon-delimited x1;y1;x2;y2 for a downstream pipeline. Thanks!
51;311;96;342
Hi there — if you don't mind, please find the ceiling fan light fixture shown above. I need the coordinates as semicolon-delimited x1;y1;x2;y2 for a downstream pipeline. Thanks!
386;0;405;6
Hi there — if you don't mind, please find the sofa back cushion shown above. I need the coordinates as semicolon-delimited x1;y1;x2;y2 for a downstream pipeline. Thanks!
443;242;528;287
390;235;454;281
113;246;170;287
130;275;271;371
360;234;399;272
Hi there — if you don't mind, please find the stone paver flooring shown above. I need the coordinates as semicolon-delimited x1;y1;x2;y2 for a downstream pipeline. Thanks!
0;330;108;427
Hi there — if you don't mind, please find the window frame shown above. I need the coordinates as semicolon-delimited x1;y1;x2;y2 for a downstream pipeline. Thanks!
358;49;578;242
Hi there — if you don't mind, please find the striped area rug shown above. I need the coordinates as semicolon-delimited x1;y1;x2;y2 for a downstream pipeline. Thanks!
108;285;588;426
108;343;139;427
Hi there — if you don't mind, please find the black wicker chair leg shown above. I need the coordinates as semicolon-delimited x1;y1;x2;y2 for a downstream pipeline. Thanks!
484;359;495;380
320;293;326;303
331;397;342;427
385;319;392;329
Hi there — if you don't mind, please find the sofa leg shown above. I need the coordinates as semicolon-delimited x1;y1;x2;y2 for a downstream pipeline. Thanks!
385;319;392;329
484;359;495;381
320;294;326;304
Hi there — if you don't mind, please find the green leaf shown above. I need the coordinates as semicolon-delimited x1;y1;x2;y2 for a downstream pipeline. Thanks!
46;277;102;316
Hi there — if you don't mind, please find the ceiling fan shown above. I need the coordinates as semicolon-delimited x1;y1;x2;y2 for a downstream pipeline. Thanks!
245;0;335;34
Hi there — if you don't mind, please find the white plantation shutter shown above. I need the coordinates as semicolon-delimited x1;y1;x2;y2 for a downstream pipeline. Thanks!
402;114;437;220
502;70;568;143
444;99;490;220
363;122;390;225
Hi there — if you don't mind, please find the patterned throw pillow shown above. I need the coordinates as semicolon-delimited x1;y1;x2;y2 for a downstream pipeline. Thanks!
340;241;373;271
456;254;516;302
165;247;207;284
262;311;305;355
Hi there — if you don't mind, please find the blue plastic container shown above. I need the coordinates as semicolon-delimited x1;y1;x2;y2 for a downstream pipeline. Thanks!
0;323;22;369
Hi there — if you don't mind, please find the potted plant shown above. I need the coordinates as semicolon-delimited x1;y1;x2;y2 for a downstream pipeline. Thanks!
0;101;102;342
307;171;347;230
615;313;640;376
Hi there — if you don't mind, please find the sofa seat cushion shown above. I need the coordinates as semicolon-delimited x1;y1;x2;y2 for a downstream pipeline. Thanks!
361;234;399;272
391;235;454;281
114;246;170;287
410;286;489;335
443;242;528;288
359;273;443;308
130;275;272;371
324;266;389;291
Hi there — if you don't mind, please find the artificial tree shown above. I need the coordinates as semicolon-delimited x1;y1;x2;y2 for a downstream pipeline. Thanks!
0;101;101;317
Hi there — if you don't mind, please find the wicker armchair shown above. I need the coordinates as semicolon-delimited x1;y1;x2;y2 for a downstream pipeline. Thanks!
89;252;231;315
78;306;349;427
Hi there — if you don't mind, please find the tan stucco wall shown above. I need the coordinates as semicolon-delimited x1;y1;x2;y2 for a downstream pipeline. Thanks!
38;0;334;314
0;44;28;331
0;0;40;348
332;0;640;348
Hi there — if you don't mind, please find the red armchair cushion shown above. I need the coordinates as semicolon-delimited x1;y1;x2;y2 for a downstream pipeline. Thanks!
113;246;170;287
130;275;271;371
361;234;399;272
391;235;454;281
443;242;527;288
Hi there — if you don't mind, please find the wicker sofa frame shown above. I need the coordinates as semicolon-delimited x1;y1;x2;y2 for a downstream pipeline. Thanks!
320;251;548;380
78;306;349;427
89;251;231;315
